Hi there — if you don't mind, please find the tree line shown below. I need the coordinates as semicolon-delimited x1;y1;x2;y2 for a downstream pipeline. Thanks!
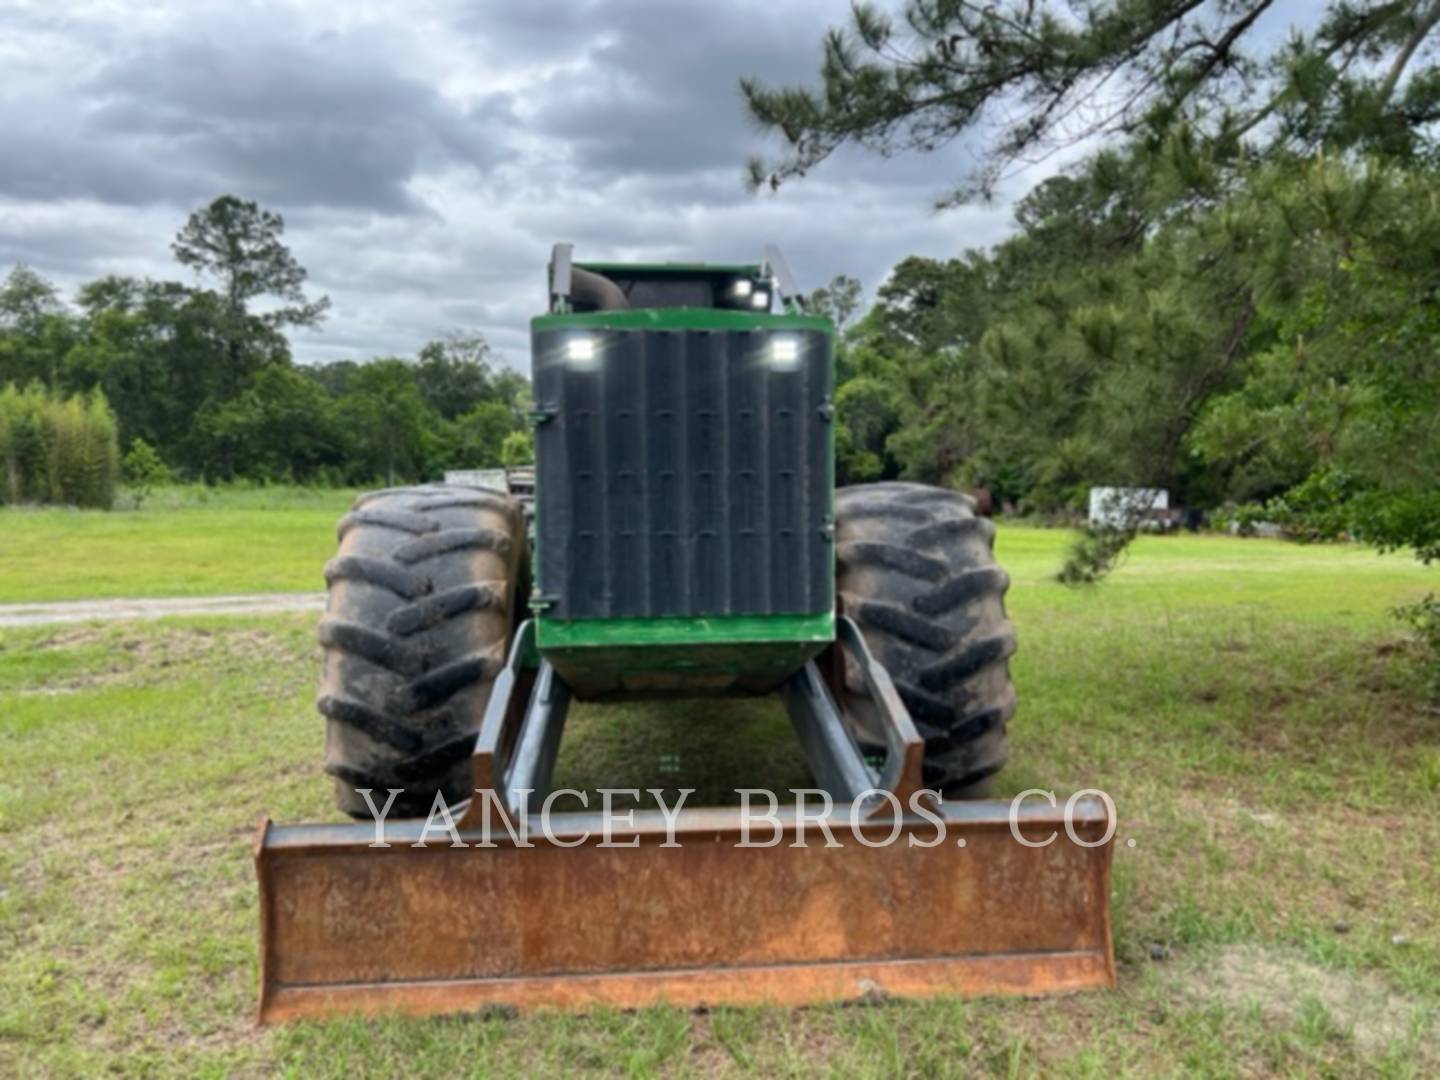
0;196;532;496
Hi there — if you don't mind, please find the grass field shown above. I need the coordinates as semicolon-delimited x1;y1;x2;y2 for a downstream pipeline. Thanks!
1;513;1437;1076
0;486;355;603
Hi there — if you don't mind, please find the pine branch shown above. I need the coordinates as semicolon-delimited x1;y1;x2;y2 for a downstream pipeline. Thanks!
1376;0;1440;106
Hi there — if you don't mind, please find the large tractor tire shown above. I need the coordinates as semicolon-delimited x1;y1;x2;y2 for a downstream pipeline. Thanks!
835;482;1016;796
318;484;524;818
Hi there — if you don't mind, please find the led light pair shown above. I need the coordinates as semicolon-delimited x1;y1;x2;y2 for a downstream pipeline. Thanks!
731;278;771;309
567;335;799;368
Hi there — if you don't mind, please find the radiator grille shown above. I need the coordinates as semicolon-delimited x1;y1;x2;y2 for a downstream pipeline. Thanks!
532;327;833;619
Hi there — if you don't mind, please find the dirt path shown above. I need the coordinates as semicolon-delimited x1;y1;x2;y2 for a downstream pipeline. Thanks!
0;593;326;627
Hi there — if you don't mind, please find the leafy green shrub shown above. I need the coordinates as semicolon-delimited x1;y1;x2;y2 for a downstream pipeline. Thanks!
1394;594;1440;699
1057;525;1136;586
500;429;534;468
1211;502;1278;537
121;437;172;486
120;437;173;507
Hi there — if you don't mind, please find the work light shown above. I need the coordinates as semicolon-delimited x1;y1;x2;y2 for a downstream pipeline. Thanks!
567;337;597;364
769;337;799;368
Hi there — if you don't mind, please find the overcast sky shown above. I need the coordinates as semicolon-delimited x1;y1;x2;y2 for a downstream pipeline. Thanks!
0;0;1299;369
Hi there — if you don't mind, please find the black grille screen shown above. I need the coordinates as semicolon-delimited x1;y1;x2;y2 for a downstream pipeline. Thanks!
532;327;833;619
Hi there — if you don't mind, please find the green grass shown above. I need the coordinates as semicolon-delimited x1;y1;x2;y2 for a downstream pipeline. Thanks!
0;526;1437;1075
0;486;355;602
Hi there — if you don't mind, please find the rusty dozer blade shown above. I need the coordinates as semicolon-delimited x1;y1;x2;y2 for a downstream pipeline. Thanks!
255;620;1114;1022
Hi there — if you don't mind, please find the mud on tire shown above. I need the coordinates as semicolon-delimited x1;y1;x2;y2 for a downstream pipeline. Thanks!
318;484;524;818
835;482;1017;796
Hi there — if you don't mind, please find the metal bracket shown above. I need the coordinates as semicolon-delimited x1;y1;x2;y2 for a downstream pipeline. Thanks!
461;620;569;829
835;615;932;810
781;661;875;802
780;614;931;815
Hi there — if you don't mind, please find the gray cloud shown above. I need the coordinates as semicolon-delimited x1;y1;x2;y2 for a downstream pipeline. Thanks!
0;0;1040;371
83;19;511;212
518;0;824;178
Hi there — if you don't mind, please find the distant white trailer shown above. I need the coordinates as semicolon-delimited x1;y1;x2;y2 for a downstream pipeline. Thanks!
1088;486;1168;528
444;468;510;493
